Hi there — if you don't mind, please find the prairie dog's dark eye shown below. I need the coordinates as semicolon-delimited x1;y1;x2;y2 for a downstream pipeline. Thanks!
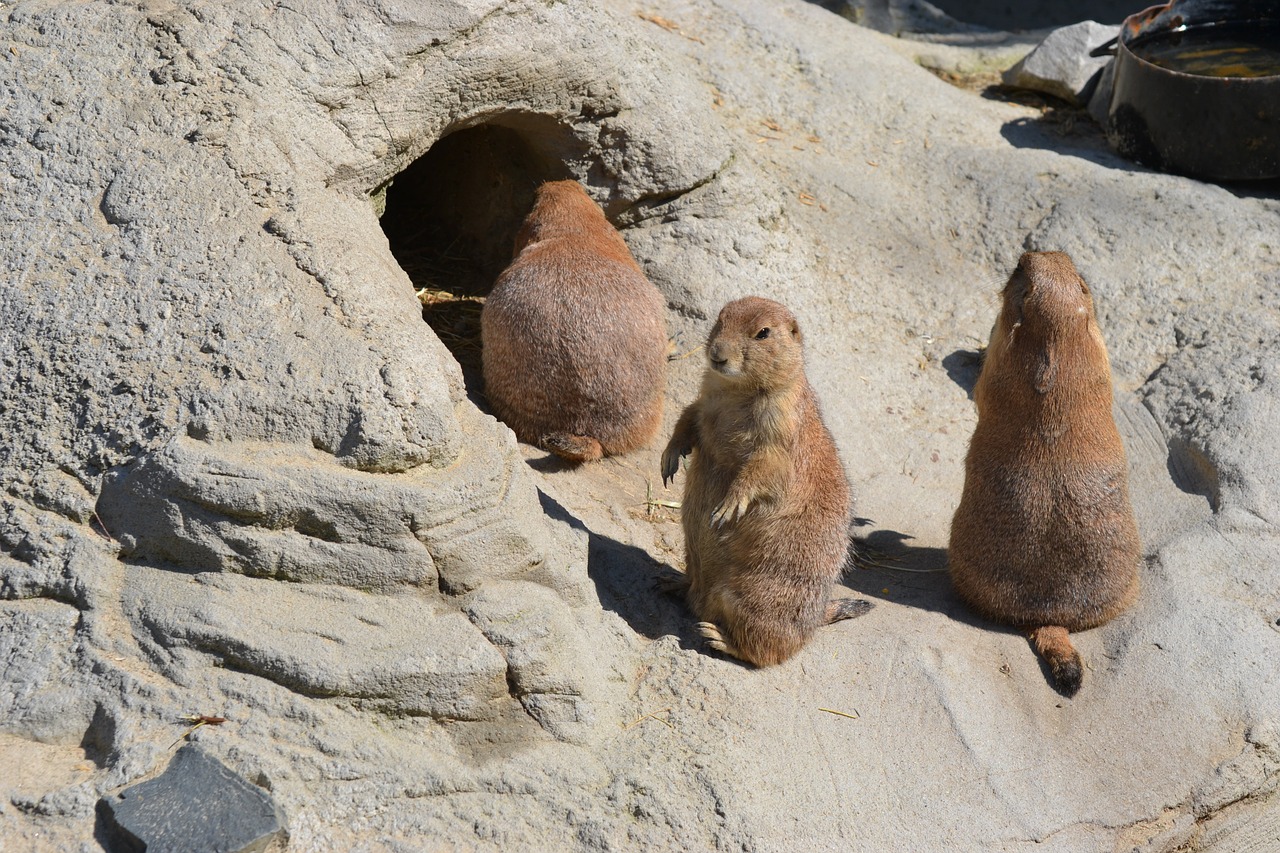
754;327;771;340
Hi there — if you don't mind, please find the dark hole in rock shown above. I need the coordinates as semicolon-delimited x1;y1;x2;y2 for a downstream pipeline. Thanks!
379;122;571;395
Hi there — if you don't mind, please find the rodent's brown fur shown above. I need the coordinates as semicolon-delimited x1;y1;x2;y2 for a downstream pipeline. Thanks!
661;297;872;666
481;180;667;462
949;251;1141;696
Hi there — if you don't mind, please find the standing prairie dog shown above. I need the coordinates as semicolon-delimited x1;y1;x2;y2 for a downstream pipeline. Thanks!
481;180;667;462
949;251;1140;696
661;297;872;666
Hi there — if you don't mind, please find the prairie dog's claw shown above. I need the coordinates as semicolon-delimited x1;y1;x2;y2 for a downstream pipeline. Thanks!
710;493;751;528
660;447;684;487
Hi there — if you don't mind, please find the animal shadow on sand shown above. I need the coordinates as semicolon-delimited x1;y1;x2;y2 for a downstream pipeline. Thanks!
842;527;965;622
535;489;717;658
941;348;983;398
843;527;1073;696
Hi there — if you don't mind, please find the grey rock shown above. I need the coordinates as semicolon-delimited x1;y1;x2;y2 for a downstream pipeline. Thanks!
97;409;580;598
0;599;97;745
0;0;1278;850
1002;20;1118;104
11;782;99;820
463;581;622;744
98;745;287;853
124;567;511;720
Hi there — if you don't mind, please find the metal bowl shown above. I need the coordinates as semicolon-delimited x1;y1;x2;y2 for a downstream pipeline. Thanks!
1097;0;1280;181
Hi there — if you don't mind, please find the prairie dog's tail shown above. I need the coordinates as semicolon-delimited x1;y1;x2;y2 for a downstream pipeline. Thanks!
541;432;604;463
1029;626;1083;696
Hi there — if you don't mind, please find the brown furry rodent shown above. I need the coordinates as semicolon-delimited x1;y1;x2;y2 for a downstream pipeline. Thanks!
660;297;872;666
481;180;667;462
949;251;1140;696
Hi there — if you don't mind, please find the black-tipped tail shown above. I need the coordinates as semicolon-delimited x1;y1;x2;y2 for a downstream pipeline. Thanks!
1030;626;1083;696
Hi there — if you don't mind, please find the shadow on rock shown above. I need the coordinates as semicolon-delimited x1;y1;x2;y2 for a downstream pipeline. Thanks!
998;109;1128;172
526;453;581;475
844;528;998;633
942;348;983;397
458;363;488;413
1164;436;1220;511
999;99;1280;200
93;801;121;853
535;489;704;653
1218;177;1280;202
848;528;1083;697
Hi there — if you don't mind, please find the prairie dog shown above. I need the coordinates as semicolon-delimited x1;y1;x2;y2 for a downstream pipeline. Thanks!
481;180;667;462
661;297;871;666
949;251;1140;695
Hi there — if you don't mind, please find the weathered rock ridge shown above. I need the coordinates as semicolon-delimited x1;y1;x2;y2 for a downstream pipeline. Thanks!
1;0;1277;850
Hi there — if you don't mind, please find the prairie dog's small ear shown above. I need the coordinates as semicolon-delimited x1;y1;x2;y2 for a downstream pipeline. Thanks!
1034;348;1056;394
790;321;802;343
1003;266;1031;329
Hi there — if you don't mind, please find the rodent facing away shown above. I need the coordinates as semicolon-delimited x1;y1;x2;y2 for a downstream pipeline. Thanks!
481;180;667;462
949;251;1140;696
661;296;872;667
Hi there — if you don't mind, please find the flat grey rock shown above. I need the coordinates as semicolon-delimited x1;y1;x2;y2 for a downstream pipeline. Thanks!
98;745;286;853
1002;20;1117;104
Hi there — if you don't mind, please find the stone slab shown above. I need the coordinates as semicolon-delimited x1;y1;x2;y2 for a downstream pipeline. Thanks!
98;745;286;853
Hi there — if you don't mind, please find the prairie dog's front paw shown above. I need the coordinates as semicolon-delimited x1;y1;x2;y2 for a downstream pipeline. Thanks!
660;445;686;487
710;491;753;528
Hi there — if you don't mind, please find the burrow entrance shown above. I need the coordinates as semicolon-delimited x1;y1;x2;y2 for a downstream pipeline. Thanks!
379;121;574;395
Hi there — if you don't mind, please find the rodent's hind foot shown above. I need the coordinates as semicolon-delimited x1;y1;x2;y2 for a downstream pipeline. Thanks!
696;621;743;660
825;598;874;623
655;567;690;596
542;432;604;463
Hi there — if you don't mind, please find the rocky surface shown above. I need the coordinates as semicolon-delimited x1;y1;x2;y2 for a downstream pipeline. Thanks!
1002;20;1115;105
1;0;1277;851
